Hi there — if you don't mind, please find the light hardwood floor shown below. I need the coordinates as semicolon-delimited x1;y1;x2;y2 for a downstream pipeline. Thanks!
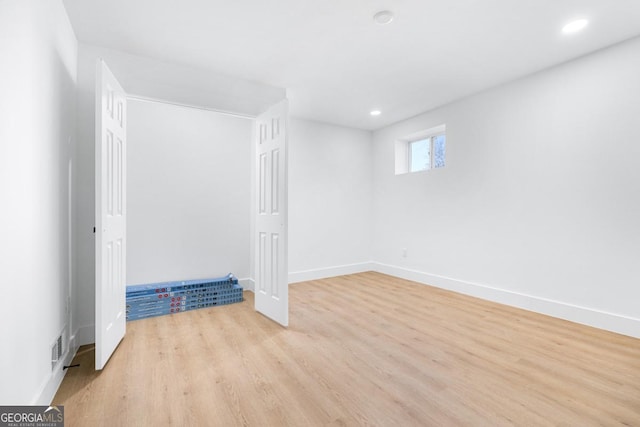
53;272;640;426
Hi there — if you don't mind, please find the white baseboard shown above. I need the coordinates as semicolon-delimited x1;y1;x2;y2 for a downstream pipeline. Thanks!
239;278;254;292
372;262;640;339
32;330;80;405
288;262;375;284
75;324;95;346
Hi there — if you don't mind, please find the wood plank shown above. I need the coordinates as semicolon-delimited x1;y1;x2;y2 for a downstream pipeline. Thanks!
53;272;640;426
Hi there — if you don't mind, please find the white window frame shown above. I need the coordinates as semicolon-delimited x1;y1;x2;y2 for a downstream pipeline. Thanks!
395;124;446;175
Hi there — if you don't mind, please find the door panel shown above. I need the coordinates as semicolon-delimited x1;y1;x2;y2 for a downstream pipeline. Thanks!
255;100;288;326
96;60;127;370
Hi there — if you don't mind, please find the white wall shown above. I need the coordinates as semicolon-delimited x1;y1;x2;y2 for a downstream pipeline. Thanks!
0;0;77;404
76;44;285;118
127;99;252;285
74;44;284;343
371;36;640;337
288;118;373;282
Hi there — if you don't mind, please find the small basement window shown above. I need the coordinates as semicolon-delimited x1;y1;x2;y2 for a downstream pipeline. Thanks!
395;124;446;175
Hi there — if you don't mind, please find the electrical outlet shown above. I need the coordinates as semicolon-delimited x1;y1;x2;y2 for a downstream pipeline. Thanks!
402;248;407;258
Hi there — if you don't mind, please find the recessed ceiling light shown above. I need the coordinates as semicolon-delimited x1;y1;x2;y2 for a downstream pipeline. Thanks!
562;19;588;34
373;10;394;25
370;110;381;116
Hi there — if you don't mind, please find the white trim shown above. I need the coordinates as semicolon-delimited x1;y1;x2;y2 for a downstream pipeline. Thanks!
288;262;375;284
239;278;255;292
372;262;640;339
32;332;80;405
76;324;95;347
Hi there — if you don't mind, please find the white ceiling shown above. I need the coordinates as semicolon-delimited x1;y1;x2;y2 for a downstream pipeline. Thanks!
63;0;640;130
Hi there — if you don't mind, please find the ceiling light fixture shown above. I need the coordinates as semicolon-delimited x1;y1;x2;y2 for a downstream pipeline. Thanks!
562;19;588;34
370;110;381;116
373;10;394;25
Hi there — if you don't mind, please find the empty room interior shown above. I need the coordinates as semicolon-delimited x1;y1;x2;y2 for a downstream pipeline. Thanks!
1;0;639;425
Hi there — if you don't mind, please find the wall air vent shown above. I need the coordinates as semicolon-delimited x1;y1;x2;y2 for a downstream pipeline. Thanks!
51;328;66;371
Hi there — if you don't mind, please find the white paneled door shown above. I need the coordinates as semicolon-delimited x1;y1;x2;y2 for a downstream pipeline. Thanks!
95;60;127;370
255;100;289;326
